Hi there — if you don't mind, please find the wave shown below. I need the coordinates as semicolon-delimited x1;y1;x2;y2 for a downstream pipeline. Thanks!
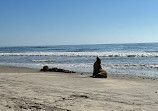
32;59;54;62
1;62;158;70
1;62;158;78
102;64;158;70
49;63;158;70
1;52;158;57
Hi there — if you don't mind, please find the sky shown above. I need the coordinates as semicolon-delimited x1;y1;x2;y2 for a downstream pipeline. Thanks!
0;0;158;46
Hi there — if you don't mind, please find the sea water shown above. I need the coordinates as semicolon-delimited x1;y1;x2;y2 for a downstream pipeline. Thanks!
0;43;158;78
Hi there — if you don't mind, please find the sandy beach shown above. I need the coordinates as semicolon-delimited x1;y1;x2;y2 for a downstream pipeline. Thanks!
0;66;158;111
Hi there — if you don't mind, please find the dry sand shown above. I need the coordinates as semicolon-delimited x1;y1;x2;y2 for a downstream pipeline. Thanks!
0;66;158;111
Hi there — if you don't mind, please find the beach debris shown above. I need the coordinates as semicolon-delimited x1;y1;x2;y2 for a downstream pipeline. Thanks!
40;66;49;71
70;94;89;99
93;57;107;78
40;66;76;73
6;105;11;108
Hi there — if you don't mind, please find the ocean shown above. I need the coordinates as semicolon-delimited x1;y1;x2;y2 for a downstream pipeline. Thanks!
0;43;158;78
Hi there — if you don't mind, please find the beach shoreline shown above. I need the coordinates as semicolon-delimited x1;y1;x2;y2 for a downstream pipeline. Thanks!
0;65;158;111
1;43;158;78
0;65;157;80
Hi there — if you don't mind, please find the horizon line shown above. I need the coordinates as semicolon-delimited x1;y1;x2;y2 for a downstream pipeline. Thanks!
0;42;158;48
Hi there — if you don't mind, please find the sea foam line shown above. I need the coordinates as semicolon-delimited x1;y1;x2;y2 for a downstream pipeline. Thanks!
1;52;158;57
32;59;54;62
102;64;158;70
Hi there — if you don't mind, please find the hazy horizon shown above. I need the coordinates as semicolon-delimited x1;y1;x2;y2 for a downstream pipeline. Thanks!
0;42;158;48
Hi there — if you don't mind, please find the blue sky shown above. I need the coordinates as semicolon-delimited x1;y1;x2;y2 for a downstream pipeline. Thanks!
0;0;158;46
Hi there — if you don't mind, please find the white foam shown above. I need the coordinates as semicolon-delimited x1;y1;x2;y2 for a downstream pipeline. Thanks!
0;62;158;78
102;64;158;70
32;59;54;62
1;52;158;57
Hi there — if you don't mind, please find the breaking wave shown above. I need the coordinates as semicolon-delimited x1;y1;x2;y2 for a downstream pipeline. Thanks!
102;64;158;70
1;52;158;57
32;59;54;62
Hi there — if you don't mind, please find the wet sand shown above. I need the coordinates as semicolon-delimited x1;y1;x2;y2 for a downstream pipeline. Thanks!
0;66;158;111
